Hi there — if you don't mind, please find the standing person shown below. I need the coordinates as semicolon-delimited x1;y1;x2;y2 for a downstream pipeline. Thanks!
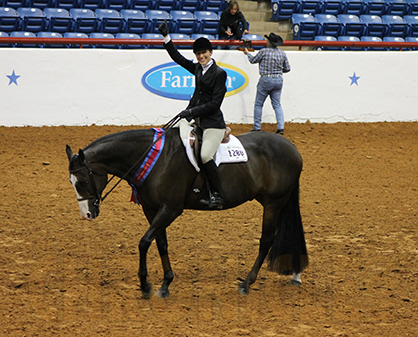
157;22;227;209
244;32;290;135
218;1;249;40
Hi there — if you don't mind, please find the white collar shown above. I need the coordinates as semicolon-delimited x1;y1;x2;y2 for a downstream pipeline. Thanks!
201;59;214;75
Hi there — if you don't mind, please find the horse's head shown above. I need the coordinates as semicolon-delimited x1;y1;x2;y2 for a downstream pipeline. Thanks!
66;145;108;221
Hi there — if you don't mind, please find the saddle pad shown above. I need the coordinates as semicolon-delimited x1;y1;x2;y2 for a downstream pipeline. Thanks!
178;122;248;172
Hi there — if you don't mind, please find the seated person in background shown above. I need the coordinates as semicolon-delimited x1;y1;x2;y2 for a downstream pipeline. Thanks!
218;1;249;40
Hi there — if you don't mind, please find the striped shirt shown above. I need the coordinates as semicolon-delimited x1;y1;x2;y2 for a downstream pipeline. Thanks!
247;47;291;76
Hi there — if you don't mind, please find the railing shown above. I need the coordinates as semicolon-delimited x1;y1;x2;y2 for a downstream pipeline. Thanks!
1;37;418;50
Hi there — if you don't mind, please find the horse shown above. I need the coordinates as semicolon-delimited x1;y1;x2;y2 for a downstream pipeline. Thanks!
66;122;308;299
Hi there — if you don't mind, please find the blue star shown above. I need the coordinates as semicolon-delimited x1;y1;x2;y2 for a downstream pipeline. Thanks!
7;70;21;86
349;72;360;86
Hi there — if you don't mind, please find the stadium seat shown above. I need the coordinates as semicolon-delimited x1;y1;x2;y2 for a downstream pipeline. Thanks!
299;0;322;15
95;8;124;33
18;7;46;33
322;0;344;16
28;0;55;9
360;14;386;37
170;10;197;34
156;0;181;11
205;0;227;12
405;35;418;49
194;10;218;35
79;0;104;10
10;30;37;47
384;0;408;16
338;35;362;50
37;31;65;47
54;0;80;10
145;9;170;33
64;31;90;47
89;31;116;47
180;0;204;12
141;31;163;48
292;13;319;40
383;35;404;49
271;0;300;21
70;8;99;33
242;32;264;49
191;32;215;39
131;0;157;11
121;9;147;34
382;14;408;37
44;8;72;33
314;35;339;50
2;0;28;9
338;14;366;36
104;0;131;10
0;7;20;32
362;0;386;16
316;14;342;37
405;0;418;15
343;0;364;16
360;35;385;49
170;32;190;48
404;14;418;36
116;31;142;48
0;30;12;47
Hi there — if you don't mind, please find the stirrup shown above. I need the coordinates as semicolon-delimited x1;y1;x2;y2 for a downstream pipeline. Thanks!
200;193;224;210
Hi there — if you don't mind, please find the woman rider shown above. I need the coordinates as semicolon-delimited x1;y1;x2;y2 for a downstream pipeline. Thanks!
158;22;227;209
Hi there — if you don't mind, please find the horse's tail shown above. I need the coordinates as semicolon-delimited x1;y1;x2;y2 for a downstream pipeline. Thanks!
267;181;309;275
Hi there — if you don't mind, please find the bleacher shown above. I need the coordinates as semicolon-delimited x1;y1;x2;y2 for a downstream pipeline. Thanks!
0;0;230;47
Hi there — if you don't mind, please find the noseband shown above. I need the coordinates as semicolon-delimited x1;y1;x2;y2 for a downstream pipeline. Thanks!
69;160;103;208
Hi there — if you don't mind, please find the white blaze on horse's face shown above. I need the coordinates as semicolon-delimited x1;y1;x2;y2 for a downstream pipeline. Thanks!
69;174;92;221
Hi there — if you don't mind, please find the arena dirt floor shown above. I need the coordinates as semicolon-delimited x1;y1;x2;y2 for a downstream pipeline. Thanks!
1;122;417;336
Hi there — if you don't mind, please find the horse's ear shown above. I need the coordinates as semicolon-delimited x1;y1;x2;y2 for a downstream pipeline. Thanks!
78;149;85;162
66;145;73;161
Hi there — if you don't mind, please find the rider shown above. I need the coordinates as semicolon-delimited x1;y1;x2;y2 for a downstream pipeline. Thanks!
158;22;227;209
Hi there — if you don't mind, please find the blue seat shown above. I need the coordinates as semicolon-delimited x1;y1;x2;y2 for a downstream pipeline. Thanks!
131;0;157;10
64;31;89;47
89;31;116;47
70;8;99;33
28;0;55;9
362;0;386;16
343;0;364;15
180;0;204;12
104;0;131;10
404;14;418;36
322;0;345;15
191;32;215;39
54;0;80;10
383;35;404;49
360;14;386;37
38;31;65;47
145;9;170;33
292;13;319;40
2;0;28;9
95;9;124;33
314;35;339;50
382;14;408;37
384;0;408;15
205;0;227;12
361;34;385;49
242;33;265;49
299;0;322;15
121;9;147;33
0;30;12;47
194;10;218;34
316;14;343;37
79;0;104;10
44;8;72;33
10;30;37;47
0;7;20;32
170;10;197;34
338;35;362;49
170;32;190;47
116;31;142;47
405;35;418;49
271;0;300;21
338;14;365;36
405;0;418;14
156;0;181;11
141;31;163;48
18;7;46;33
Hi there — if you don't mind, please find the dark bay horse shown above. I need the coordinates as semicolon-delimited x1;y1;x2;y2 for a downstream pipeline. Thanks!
66;125;308;298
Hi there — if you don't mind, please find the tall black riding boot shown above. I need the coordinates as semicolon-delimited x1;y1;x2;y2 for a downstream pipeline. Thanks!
200;160;224;209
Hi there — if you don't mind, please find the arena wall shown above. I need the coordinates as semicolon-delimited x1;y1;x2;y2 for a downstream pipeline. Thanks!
1;49;417;126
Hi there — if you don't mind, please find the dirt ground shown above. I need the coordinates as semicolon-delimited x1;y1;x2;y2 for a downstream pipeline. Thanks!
1;122;417;336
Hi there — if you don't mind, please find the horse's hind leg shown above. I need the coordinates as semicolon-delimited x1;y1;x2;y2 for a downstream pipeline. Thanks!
238;202;279;295
155;230;174;298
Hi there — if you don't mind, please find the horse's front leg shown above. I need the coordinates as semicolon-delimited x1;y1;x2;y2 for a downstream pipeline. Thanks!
155;230;174;298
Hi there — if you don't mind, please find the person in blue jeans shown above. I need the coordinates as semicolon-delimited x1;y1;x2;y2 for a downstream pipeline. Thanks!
243;33;291;135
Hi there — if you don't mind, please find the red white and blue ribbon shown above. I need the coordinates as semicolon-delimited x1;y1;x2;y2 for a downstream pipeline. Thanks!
130;128;165;205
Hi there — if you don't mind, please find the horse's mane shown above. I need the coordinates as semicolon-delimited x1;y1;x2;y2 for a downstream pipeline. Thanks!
84;128;153;151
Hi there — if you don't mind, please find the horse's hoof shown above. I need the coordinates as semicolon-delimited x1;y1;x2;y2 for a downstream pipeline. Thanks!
238;283;249;295
290;279;301;286
157;287;170;298
141;283;154;299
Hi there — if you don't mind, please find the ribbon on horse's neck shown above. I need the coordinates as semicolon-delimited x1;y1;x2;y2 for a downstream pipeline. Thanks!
100;114;182;204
